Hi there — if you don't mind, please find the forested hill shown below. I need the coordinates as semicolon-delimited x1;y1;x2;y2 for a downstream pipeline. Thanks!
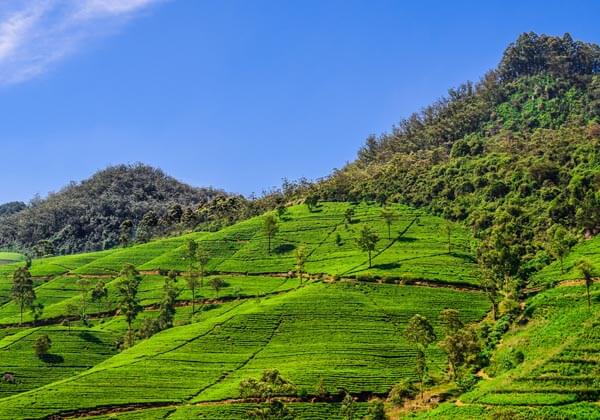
307;32;600;279
0;164;222;255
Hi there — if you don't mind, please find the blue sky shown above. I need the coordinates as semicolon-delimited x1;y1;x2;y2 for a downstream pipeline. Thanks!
1;0;599;203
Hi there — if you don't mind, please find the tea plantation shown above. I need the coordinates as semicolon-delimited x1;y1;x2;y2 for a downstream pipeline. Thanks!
1;201;597;418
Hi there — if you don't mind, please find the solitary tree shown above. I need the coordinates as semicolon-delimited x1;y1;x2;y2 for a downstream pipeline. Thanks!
117;264;143;347
547;224;576;274
304;195;319;212
157;274;180;329
576;259;595;310
91;281;109;311
357;225;379;268
34;334;52;359
76;277;93;323
11;266;36;324
263;214;279;255
197;245;210;288
381;207;397;240
183;240;200;315
210;277;226;298
295;245;307;285
404;314;437;399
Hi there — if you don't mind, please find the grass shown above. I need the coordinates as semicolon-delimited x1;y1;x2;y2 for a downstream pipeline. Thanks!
414;283;600;418
0;252;25;265
0;282;489;418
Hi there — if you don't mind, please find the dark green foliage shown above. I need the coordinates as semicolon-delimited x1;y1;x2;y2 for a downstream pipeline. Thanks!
0;201;26;217
364;399;387;420
0;164;220;254
239;369;297;400
11;266;36;324
34;334;51;359
245;400;294;419
340;392;357;419
117;264;143;346
356;225;379;268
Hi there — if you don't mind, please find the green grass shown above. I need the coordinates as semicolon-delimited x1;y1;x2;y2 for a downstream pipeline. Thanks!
0;282;489;418
532;234;600;285
0;252;25;265
415;283;600;418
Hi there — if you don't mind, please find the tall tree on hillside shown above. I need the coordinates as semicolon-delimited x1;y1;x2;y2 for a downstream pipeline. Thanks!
404;314;437;399
11;266;36;324
119;220;133;248
157;274;180;329
546;224;577;274
117;264;143;347
357;225;379;268
263;214;279;255
304;195;319;212
295;245;307;285
76;277;93;324
576;259;595;310
210;277;226;299
437;309;480;380
344;207;355;224
197;245;210;288
183;240;200;315
91;281;109;311
380;207;397;240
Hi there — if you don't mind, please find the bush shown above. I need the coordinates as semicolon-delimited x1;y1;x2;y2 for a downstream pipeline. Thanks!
34;334;51;359
387;380;417;406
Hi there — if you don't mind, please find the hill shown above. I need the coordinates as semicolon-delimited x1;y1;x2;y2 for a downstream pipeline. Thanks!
0;164;221;255
0;201;491;419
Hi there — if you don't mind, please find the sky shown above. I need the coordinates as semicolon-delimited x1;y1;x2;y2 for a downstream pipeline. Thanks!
0;0;599;203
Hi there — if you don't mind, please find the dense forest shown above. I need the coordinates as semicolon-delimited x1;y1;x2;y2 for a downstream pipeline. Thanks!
0;164;223;255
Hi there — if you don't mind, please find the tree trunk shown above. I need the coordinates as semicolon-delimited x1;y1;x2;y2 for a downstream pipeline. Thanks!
368;251;372;268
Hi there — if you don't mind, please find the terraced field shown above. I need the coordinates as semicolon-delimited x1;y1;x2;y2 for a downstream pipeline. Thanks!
0;202;491;419
0;282;489;418
417;282;600;419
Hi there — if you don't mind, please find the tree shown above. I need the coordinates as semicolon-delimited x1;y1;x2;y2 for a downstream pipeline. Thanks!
381;207;397;240
64;303;79;334
91;281;109;311
239;369;297;399
438;309;480;380
357;225;379;268
183;239;200;315
304;195;319;212
344;207;355;224
136;210;158;243
117;264;143;347
443;220;453;253
11;266;36;324
295;245;307;285
364;399;387;420
546;224;576;274
263;214;279;255
197;245;210;288
76;277;93;323
34;334;51;359
340;392;356;420
210;277;226;298
157;274;180;329
246;400;293;419
119;219;133;248
404;314;437;399
576;259;595;309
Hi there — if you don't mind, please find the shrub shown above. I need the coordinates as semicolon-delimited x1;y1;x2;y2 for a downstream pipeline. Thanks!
34;334;51;359
387;380;417;406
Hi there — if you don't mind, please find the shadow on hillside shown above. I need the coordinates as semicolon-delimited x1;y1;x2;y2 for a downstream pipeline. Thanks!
371;262;402;270
79;331;102;344
274;244;296;254
397;236;417;242
41;354;64;364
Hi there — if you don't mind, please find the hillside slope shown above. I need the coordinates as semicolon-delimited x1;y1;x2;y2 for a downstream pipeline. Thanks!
0;164;220;255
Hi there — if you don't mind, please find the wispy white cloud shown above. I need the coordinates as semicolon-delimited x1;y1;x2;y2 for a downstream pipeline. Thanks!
0;0;165;85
